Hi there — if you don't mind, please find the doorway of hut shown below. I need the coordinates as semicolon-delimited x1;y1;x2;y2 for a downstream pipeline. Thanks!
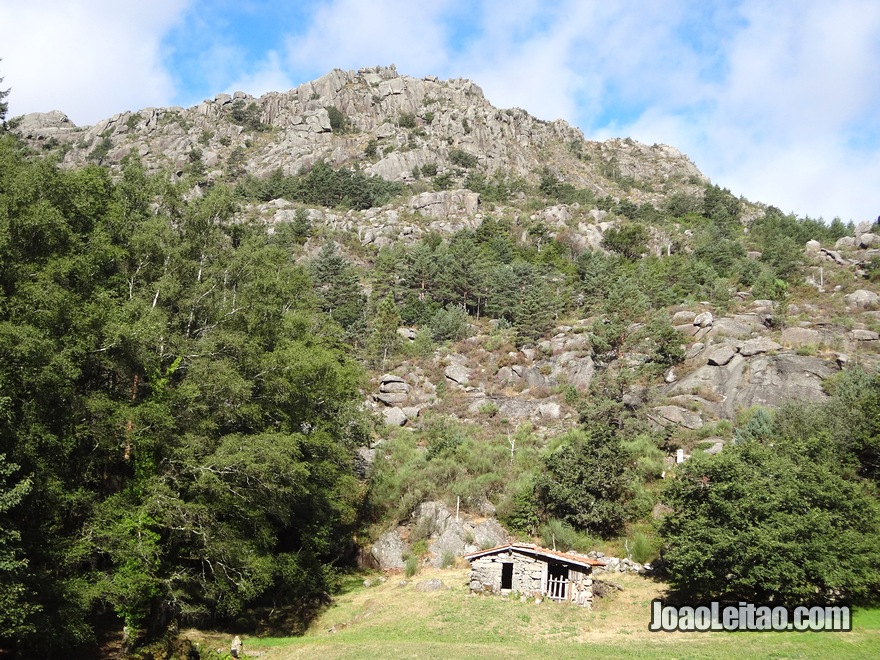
547;564;569;601
501;562;513;590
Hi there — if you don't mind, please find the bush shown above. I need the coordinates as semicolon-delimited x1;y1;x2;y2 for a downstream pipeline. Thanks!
601;223;649;259
428;305;471;341
536;427;631;536
449;148;478;169
89;136;113;164
404;554;419;578
237;161;404;210
422;163;438;177
629;530;659;564
398;112;416;128
228;99;267;131
433;172;454;191
660;436;880;604
539;519;598;554
325;105;350;133
500;482;540;536
425;417;466;460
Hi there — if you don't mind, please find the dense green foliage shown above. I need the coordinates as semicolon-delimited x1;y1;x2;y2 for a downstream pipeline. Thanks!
237;161;405;210
536;428;631;535
325;105;351;133
227;99;268;132
0;136;370;654
661;372;880;604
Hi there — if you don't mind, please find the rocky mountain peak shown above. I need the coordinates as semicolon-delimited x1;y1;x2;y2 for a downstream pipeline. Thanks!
13;65;706;207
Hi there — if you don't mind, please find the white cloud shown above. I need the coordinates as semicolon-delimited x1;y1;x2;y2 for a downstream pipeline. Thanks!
224;50;294;97
1;0;878;221
0;0;190;125
282;0;455;79
576;0;880;222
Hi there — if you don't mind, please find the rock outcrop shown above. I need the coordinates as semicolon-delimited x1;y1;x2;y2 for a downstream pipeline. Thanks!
666;354;838;419
14;65;707;209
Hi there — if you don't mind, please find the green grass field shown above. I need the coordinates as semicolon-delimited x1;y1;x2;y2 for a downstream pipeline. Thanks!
184;568;880;659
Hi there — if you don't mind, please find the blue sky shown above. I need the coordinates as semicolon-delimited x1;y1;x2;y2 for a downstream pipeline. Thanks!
2;0;879;224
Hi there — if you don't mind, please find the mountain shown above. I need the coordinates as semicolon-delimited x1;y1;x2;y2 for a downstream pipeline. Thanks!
14;64;705;203
4;64;880;655
11;64;879;436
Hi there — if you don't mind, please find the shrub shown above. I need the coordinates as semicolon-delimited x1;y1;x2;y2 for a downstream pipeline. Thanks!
428;305;471;341
441;551;455;568
228;99;267;131
404;554;419;578
500;482;540;536
536;427;631;536
601;223;649;259
422;162;438;177
539;519;597;553
478;402;500;417
449;148;478;169
629;530;659;564
433;172;454;191
661;436;880;604
89;136;113;164
237;161;405;210
425;417;466;460
398;112;416;128
325;105;350;133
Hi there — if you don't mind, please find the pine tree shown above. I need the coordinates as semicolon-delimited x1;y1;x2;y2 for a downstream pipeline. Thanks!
368;294;401;366
311;243;366;332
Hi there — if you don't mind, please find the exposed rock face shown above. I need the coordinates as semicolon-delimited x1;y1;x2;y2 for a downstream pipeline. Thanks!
672;310;696;325
858;233;878;248
709;317;753;339
739;337;782;356
371;530;408;569
781;327;822;347
846;290;880;309
651;405;703;430
851;329;880;342
693;311;714;328
382;407;408;427
538;402;562;419
406;501;508;568
15;65;707;208
15;110;74;133
410;190;480;218
444;363;471;385
666;354;838;419
707;346;736;366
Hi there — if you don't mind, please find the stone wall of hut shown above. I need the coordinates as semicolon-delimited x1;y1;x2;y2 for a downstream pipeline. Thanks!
468;550;594;607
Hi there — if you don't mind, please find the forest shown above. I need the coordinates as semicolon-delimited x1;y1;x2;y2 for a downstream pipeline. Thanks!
1;116;879;658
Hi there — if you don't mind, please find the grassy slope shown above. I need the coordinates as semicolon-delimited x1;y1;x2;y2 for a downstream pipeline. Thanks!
184;567;880;659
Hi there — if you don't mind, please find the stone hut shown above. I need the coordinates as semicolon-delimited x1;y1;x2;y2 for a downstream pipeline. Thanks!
464;543;605;608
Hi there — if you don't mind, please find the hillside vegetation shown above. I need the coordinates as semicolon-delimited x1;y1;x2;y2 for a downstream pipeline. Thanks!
178;568;880;660
2;66;880;658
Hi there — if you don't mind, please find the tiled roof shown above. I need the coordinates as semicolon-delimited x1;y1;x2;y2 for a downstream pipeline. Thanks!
463;543;606;568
